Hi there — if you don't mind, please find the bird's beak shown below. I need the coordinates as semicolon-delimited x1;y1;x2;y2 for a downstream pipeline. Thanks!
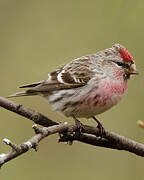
128;63;139;75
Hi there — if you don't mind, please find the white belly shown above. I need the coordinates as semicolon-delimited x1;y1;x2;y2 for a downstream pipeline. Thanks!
46;86;125;118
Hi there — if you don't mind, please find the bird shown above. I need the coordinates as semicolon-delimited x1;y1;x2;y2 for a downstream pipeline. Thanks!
8;44;138;135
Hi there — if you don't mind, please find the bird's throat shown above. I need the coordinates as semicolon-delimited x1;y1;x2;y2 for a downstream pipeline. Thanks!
101;79;128;95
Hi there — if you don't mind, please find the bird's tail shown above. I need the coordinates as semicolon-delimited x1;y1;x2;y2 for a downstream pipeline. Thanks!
7;90;37;98
7;81;42;98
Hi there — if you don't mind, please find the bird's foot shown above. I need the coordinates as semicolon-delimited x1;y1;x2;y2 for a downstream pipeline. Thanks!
58;117;83;144
72;116;84;135
92;116;106;137
97;121;106;137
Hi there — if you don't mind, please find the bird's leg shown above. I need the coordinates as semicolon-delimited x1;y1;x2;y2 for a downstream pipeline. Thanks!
92;116;106;137
72;115;84;133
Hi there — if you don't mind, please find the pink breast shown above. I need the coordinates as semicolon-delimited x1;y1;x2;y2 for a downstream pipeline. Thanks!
101;80;128;95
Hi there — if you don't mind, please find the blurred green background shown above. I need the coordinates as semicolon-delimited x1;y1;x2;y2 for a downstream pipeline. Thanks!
0;0;144;179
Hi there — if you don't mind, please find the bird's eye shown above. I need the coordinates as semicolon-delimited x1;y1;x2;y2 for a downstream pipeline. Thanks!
115;61;130;69
116;62;124;66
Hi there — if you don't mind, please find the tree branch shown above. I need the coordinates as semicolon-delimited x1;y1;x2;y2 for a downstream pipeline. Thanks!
0;96;144;167
0;97;58;127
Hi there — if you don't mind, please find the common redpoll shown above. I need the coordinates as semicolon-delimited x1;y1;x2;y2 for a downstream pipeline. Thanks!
9;44;138;133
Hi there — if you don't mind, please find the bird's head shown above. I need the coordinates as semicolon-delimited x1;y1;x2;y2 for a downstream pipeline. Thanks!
112;44;139;79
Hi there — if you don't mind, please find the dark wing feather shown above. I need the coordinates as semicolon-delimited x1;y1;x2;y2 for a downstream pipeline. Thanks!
12;56;95;97
19;81;43;88
57;56;94;85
